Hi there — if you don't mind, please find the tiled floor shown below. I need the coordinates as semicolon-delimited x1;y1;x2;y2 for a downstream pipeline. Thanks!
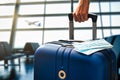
0;56;34;80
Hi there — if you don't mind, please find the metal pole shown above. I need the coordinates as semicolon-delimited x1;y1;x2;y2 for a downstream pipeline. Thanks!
69;0;74;40
9;0;19;48
71;0;73;12
92;22;97;40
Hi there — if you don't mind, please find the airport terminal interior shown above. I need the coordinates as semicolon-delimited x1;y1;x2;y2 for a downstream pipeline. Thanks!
0;0;120;80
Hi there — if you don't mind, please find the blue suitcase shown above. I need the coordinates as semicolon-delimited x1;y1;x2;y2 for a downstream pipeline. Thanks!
34;42;117;80
34;14;117;80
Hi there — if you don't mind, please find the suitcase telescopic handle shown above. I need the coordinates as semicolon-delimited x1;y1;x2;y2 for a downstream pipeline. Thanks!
68;13;97;40
68;13;97;23
88;14;97;23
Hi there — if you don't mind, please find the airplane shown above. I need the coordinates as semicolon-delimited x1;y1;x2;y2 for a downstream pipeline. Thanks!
25;20;41;26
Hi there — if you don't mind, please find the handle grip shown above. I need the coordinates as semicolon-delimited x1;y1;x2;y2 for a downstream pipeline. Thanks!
68;13;97;40
68;13;97;23
88;14;97;23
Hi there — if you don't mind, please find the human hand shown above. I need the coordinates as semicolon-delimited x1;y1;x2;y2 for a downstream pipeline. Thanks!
73;0;90;22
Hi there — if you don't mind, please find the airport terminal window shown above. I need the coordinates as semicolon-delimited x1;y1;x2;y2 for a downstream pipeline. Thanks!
16;17;43;28
112;15;120;26
0;0;120;48
0;32;11;42
19;4;44;15
14;31;43;48
20;0;44;2
0;6;15;16
0;0;16;4
111;2;120;12
0;1;15;43
44;30;69;43
0;18;13;29
46;3;70;14
45;16;68;28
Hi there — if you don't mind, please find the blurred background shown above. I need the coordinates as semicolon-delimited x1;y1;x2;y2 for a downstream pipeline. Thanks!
0;0;120;49
0;0;120;80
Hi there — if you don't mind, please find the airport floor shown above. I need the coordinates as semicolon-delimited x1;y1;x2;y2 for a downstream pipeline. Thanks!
0;56;120;80
0;56;34;80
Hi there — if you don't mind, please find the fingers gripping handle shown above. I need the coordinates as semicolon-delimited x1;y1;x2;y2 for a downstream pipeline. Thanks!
68;13;97;40
68;13;97;23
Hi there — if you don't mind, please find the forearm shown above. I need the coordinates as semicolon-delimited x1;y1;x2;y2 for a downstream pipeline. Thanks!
78;0;90;4
78;0;90;8
73;0;90;22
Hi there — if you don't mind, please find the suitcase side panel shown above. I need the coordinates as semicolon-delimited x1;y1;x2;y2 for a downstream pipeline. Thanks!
56;47;109;80
34;44;60;80
57;48;116;80
68;50;108;80
56;47;72;80
67;49;117;80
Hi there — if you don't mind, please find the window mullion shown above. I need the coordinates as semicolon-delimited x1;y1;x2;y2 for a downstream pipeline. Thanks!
9;0;20;48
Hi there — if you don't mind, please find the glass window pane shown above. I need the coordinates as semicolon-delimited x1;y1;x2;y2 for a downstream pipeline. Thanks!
112;15;120;26
74;29;115;40
46;3;70;14
0;18;13;29
45;16;68;28
89;2;100;13
20;0;44;2
99;29;112;38
111;2;120;12
0;32;10;42
89;2;120;13
100;29;120;38
17;17;43;29
74;19;92;27
112;29;120;35
14;31;43;48
98;2;110;12
44;30;69;43
0;0;16;4
97;15;111;27
0;6;15;16
97;30;104;39
74;30;92;41
19;4;44;15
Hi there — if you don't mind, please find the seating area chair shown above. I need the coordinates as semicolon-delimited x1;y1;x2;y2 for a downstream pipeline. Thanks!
23;42;40;58
0;42;25;67
104;34;120;79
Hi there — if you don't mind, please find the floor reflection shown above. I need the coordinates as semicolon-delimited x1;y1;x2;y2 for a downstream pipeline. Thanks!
0;57;34;80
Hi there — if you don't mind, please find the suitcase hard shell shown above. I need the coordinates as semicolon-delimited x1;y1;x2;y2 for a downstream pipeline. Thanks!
34;14;117;80
34;43;117;80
